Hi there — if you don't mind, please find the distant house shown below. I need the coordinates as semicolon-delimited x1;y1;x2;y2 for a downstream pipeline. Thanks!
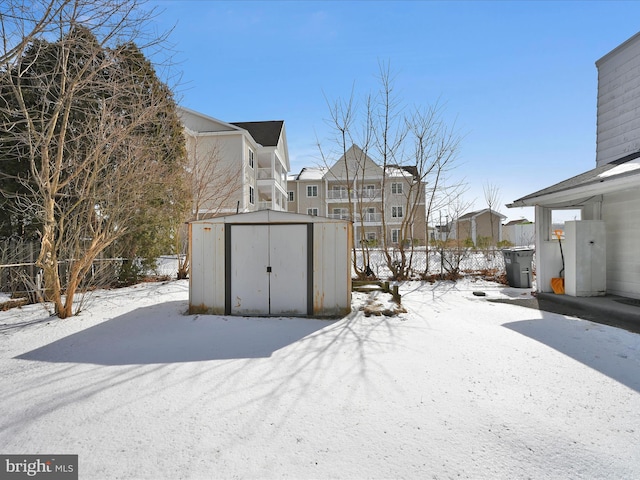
448;209;507;246
288;144;428;247
503;219;535;247
508;32;640;298
178;106;289;218
287;166;328;218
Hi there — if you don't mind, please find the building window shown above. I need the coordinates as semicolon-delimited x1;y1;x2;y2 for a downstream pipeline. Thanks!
288;191;294;202
392;206;403;218
366;232;376;242
364;207;376;222
307;208;318;216
392;183;403;194
333;208;348;219
248;149;254;169
307;185;318;197
249;186;254;204
391;229;400;243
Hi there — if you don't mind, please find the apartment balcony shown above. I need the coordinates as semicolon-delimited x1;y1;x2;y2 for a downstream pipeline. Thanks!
257;186;287;211
327;212;383;225
327;213;351;221
257;201;287;212
326;188;382;202
257;167;287;191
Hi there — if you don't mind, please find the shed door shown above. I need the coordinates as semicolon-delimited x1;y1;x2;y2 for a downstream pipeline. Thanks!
230;224;308;315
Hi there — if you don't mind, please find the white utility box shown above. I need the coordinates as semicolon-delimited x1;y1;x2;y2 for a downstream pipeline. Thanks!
563;220;606;297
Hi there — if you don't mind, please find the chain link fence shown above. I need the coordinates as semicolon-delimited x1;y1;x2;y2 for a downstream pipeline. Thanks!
354;247;535;281
0;238;182;306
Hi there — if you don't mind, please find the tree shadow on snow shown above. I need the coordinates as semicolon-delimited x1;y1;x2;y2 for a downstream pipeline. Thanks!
504;315;640;393
15;301;335;365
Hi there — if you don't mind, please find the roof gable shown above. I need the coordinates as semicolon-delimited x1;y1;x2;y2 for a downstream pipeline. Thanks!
326;144;382;179
178;106;242;133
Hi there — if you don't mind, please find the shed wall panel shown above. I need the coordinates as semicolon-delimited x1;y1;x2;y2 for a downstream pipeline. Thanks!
230;225;270;315
189;223;225;313
269;224;308;315
313;223;351;315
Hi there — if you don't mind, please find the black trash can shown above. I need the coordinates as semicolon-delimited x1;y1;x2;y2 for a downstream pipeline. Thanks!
502;248;534;288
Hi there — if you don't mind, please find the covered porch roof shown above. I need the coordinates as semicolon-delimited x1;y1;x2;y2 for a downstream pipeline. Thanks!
507;155;640;209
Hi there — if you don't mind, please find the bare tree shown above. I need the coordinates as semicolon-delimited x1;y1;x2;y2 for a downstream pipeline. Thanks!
392;103;463;278
175;134;240;279
433;195;473;278
189;136;241;221
318;87;370;278
319;62;464;280
0;1;72;64
483;181;502;246
0;1;188;318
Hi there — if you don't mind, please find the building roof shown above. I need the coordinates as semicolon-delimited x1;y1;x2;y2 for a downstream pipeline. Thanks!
504;219;532;226
508;155;640;208
388;164;419;180
231;121;284;147
457;208;507;221
290;167;327;181
596;31;640;67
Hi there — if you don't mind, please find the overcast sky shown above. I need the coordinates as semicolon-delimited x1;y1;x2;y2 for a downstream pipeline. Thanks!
150;1;640;222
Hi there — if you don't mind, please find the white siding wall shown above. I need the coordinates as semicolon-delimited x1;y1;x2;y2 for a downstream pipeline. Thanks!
602;190;640;298
596;34;640;166
503;223;535;246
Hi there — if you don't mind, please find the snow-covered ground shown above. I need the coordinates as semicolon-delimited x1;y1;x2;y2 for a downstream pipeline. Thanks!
1;278;639;479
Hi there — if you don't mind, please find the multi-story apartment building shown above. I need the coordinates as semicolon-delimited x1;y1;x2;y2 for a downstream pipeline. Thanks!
288;145;427;246
178;106;289;218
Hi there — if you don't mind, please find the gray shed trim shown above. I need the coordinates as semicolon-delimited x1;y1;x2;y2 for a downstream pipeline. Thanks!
223;222;314;315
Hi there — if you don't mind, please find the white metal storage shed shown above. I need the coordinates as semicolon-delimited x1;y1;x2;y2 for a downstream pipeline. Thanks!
189;210;352;317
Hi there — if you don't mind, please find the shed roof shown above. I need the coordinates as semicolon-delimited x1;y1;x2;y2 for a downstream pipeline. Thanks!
190;209;351;225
